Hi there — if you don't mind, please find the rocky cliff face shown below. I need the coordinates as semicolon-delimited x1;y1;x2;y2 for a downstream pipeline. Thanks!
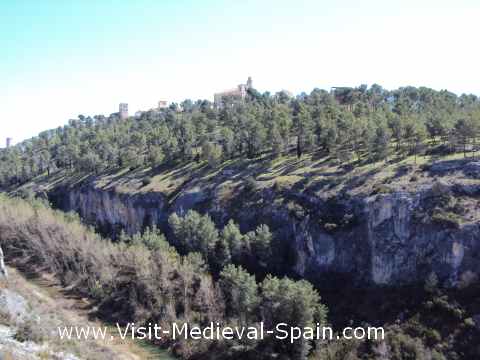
351;192;476;286
287;189;480;287
49;180;480;288
50;186;168;237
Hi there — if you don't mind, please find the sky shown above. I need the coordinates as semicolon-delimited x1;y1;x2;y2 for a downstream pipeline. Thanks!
1;0;479;145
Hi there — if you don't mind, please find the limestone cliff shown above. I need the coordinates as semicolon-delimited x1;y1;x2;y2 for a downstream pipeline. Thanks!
50;186;167;236
284;189;480;287
48;180;480;288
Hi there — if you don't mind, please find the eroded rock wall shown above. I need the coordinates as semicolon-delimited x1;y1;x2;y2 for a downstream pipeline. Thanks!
49;182;480;287
50;186;167;237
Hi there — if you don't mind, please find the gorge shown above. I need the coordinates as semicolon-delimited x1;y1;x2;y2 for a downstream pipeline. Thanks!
47;173;480;289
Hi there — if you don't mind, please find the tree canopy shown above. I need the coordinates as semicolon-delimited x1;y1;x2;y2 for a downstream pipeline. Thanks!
1;84;480;187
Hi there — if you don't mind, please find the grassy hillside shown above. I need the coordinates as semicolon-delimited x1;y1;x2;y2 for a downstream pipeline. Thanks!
2;84;480;201
13;139;480;217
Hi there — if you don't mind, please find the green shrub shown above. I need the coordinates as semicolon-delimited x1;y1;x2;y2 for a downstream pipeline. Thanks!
388;332;429;360
452;308;464;320
14;319;45;343
88;279;108;300
286;201;306;219
0;309;11;326
142;176;152;186
18;188;35;200
431;210;461;229
371;184;393;195
244;176;258;193
202;142;223;168
424;328;441;345
431;350;447;360
464;318;476;328
429;181;453;208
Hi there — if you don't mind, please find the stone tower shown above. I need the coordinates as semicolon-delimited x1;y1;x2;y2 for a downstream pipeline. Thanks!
246;76;253;89
119;103;128;120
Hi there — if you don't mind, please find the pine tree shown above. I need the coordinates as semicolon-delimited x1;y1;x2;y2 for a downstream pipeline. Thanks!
168;210;219;260
370;123;391;162
293;103;314;158
212;236;231;273
202;142;223;168
221;220;245;263
247;224;273;266
219;264;259;323
261;276;328;360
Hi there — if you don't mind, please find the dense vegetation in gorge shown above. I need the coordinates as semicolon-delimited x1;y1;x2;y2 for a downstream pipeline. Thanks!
1;84;480;187
1;196;480;360
0;196;329;359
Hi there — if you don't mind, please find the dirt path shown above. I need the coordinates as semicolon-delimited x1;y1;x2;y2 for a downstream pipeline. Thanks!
6;266;174;360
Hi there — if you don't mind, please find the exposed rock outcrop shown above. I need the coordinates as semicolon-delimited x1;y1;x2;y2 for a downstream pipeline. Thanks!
362;192;476;286
48;180;480;288
0;288;79;360
50;186;167;237
0;289;28;323
288;189;480;286
463;161;480;178
0;246;7;280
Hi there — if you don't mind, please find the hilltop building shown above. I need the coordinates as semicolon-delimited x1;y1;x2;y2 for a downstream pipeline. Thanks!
119;103;129;120
158;100;168;109
214;77;253;107
5;138;12;148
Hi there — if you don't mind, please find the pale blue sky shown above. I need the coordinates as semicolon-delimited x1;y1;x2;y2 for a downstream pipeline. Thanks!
1;0;479;145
